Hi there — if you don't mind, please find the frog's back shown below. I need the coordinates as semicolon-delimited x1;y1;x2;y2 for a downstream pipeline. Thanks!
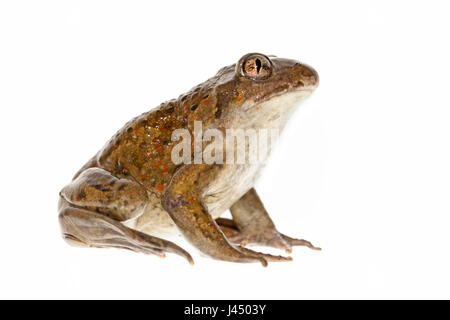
94;102;178;188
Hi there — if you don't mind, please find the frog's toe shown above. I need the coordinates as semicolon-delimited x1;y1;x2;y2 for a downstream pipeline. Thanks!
236;246;292;264
133;230;194;265
235;231;321;254
281;234;321;253
229;230;291;251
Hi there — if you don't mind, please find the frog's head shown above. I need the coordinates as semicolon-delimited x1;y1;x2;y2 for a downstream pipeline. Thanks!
212;53;319;124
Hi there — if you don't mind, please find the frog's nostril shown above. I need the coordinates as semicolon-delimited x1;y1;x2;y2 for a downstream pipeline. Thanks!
311;68;320;87
295;80;304;87
299;64;319;87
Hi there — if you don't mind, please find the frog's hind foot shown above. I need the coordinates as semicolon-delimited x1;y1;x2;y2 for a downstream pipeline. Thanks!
59;201;193;264
58;167;193;264
216;217;321;254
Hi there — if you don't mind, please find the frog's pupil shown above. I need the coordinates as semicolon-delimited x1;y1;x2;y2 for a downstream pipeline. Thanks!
255;58;262;73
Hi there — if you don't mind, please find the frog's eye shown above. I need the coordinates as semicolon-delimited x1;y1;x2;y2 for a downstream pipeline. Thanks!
241;54;272;80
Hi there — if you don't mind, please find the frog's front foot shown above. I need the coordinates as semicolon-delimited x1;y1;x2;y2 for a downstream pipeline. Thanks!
218;188;321;255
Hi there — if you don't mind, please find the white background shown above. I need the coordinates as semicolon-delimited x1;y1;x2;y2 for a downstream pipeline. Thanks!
1;0;449;299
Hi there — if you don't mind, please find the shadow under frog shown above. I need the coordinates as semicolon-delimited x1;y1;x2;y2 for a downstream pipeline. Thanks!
58;53;320;266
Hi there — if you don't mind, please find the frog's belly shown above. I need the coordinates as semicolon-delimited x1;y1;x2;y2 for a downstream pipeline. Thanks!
202;163;264;218
127;163;264;238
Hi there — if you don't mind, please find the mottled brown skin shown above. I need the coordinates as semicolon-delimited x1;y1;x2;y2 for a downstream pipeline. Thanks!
58;53;320;266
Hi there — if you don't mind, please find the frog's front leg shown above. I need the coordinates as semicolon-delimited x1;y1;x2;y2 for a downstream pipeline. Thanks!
161;164;291;266
216;188;321;253
58;167;193;264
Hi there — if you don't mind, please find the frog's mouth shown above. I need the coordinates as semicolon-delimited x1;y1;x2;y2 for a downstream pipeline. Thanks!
243;86;316;113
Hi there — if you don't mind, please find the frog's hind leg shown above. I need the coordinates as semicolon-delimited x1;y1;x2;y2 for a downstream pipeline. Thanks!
216;188;321;254
59;200;193;263
58;167;193;264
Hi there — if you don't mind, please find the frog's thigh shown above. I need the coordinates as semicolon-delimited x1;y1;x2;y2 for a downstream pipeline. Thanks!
60;167;148;221
58;167;193;263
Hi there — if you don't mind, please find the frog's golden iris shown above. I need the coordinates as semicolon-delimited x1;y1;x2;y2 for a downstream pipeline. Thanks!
240;53;272;80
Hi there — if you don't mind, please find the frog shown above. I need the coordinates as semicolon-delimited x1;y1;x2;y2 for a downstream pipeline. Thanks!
58;53;320;266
